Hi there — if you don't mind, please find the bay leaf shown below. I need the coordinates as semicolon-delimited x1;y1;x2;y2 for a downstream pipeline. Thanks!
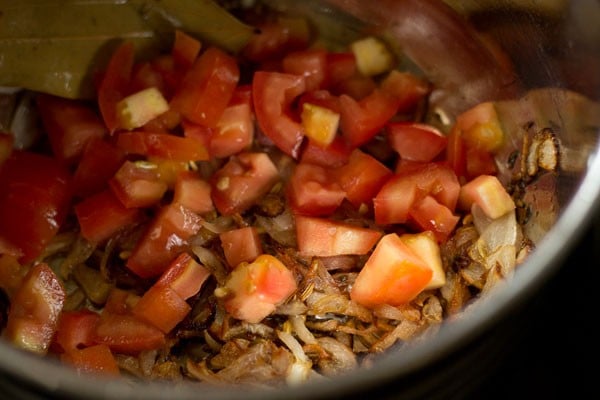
0;0;253;99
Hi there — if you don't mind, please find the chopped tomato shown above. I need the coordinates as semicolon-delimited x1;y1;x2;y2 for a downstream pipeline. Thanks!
72;138;125;198
103;288;140;315
129;62;168;98
0;254;26;298
324;52;358;89
116;131;209;162
75;189;142;244
374;162;460;225
0;151;72;263
408;195;460;243
54;310;101;353
458;174;515;219
210;102;254;158
35;94;107;165
386;122;447;162
400;231;446;290
333;149;393;209
97;41;135;133
220;227;263;268
253;71;306;158
221;254;297;324
295;215;383;257
172;30;202;70
154;252;211;300
170;46;240;127
5;263;65;354
132;285;191;333
126;204;202;278
282;49;327;91
109;160;168;208
173;171;214;215
210;152;279;215
61;344;120;376
379;70;430;113
93;313;166;354
339;89;400;148
299;135;352;168
350;233;433;307
286;162;345;217
241;17;310;63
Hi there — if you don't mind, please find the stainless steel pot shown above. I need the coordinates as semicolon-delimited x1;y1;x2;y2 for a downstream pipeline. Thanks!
0;1;599;399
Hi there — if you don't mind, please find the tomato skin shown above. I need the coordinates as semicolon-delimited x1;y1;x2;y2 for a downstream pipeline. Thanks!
126;204;202;278
350;233;433;307
5;263;66;354
386;122;447;162
170;46;240;127
374;162;460;225
286;162;345;217
109;160;168;208
61;344;120;376
339;89;400;148
333;149;393;208
211;152;279;215
172;29;202;70
408;196;460;243
299;135;352;168
98;41;135;133
209;102;254;158
173;171;214;215
282;49;327;91
116;131;209;162
36;94;107;165
253;71;307;158
132;285;191;333
324;52;358;89
75;189;142;244
72;138;125;198
93;313;166;354
0;151;72;263
154;252;211;300
379;70;430;113
295;215;383;257
54;310;101;353
222;254;297;324
458;174;515;219
220;227;263;268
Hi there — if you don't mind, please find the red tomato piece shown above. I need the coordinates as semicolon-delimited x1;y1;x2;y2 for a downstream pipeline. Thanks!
154;252;211;300
5;263;65;354
386;122;448;162
333;149;393;208
241;17;310;63
75;189;142;244
339;89;401;148
222;254;297;324
0;151;72;263
61;344;120;376
282;49;327;91
72;138;125;198
286;162;345;217
374;162;460;225
103;288;139;315
54;310;101;353
380;70;430;114
109;160;168;208
35;94;106;165
129;62;168;97
350;233;433;307
324;52;358;89
295;215;383;257
93;313;166;354
458;174;515;219
210;102;254;158
97;41;135;133
220;227;263;268
132;285;191;333
126;204;202;278
253;71;306;158
211;152;279;215
299;135;352;168
170;46;239;127
116;131;209;162
173;171;214;214
172;29;202;70
408;195;460;243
